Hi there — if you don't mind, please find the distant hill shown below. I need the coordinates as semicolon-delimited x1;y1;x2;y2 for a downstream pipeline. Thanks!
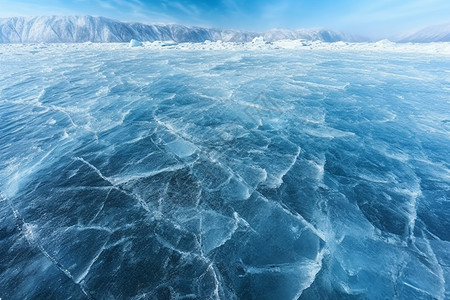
0;15;362;43
399;22;450;42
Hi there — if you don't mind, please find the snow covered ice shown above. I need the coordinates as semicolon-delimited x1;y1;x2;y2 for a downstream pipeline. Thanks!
0;41;449;299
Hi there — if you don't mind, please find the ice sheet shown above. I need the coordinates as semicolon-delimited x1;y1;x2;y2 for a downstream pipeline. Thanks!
0;43;449;299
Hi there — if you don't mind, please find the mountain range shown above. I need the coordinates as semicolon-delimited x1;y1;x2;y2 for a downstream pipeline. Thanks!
0;16;448;44
0;16;361;43
400;22;450;42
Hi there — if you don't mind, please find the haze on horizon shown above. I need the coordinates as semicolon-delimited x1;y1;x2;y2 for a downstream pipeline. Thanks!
0;0;449;39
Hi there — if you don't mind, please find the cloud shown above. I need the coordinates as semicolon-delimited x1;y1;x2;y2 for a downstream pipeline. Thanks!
163;1;200;16
96;0;115;10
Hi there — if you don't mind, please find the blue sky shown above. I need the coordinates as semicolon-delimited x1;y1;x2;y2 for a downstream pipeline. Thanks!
0;0;449;38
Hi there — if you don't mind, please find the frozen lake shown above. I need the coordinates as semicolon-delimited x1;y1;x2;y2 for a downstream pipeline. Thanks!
1;42;449;299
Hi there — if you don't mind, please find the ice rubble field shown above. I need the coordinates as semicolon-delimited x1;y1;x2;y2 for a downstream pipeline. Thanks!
0;41;449;299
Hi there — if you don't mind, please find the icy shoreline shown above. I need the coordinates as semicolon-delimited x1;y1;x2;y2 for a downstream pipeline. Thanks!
1;39;449;55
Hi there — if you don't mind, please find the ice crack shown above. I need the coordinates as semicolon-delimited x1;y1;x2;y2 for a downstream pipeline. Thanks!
73;156;152;213
4;193;93;299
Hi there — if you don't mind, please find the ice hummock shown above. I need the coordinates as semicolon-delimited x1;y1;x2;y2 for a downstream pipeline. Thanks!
129;39;143;47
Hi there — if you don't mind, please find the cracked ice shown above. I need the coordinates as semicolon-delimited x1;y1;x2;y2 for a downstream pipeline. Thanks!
0;43;449;299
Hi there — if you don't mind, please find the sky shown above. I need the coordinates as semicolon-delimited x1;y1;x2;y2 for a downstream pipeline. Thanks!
0;0;449;39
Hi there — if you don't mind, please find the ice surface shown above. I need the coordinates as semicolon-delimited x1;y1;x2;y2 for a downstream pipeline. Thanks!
0;43;449;299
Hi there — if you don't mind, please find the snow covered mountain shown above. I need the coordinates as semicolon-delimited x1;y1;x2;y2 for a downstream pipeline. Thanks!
0;15;359;43
399;22;450;42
